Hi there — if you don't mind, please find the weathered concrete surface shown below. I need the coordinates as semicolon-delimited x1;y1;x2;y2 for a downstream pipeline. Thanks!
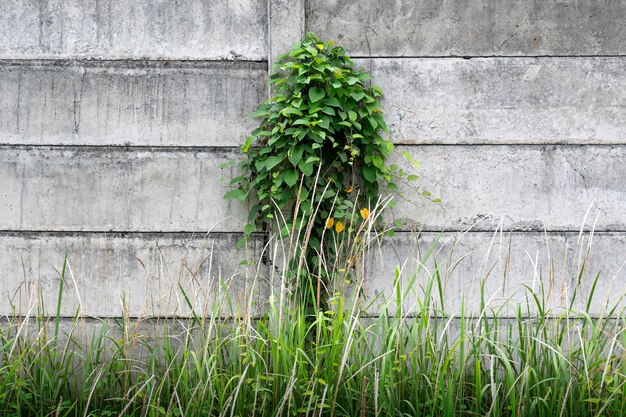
0;147;248;232
269;0;305;67
0;318;242;366
357;58;626;144
3;57;623;147
0;0;267;60
1;145;624;233
361;231;626;316
308;0;626;57
1;230;623;317
389;145;626;232
0;61;266;146
0;232;268;317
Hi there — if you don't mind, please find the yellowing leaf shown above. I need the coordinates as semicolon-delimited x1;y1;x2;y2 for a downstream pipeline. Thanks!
335;221;345;233
326;217;335;229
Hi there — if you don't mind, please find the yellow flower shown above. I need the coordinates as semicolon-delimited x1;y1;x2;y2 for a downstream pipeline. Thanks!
360;208;370;220
335;221;345;233
325;217;335;229
345;186;353;193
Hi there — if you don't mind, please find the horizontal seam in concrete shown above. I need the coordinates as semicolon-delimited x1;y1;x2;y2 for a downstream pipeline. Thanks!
0;144;242;153
392;142;626;146
1;230;623;236
351;54;626;59
3;143;626;152
0;59;268;69
0;230;256;238
377;228;626;234
1;314;619;322
375;144;626;149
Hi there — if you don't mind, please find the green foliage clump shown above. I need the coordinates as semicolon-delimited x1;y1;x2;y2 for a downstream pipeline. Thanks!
225;33;396;249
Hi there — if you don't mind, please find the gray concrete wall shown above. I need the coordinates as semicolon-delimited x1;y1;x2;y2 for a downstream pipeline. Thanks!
0;0;624;317
0;61;266;146
0;232;265;317
308;0;626;57
0;0;267;60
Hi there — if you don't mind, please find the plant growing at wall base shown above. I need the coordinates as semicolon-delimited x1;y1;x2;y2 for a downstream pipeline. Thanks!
225;33;398;270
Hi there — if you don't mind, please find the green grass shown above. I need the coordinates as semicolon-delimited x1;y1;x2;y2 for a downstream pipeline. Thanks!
1;205;625;416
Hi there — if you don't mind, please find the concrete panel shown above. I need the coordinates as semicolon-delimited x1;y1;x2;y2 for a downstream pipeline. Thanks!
0;147;249;232
1;145;624;233
269;0;305;66
360;58;626;144
0;61;266;146
388;145;626;232
0;232;268;317
360;231;626;316
308;0;626;57
0;318;236;365
0;0;267;60
388;145;626;231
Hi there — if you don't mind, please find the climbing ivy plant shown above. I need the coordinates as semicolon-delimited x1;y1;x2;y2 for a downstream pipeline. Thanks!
225;33;402;250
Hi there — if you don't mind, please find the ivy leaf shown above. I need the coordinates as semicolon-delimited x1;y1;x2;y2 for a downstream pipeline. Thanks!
223;189;247;200
351;90;365;101
318;116;331;130
299;160;314;177
289;48;305;57
250;108;269;118
309;87;326;103
282;107;303;116
379;118;390;132
363;165;377;182
289;146;304;166
366;116;378;129
284;170;298;187
264;155;283;171
236;237;247;249
325;97;341;107
229;175;244;185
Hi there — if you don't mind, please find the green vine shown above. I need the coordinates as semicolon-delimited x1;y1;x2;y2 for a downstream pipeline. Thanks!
224;33;430;292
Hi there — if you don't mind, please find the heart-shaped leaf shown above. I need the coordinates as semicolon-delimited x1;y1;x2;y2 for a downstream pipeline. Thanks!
309;87;326;103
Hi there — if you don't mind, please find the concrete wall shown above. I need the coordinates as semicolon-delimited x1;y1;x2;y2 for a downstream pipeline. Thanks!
1;0;624;317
